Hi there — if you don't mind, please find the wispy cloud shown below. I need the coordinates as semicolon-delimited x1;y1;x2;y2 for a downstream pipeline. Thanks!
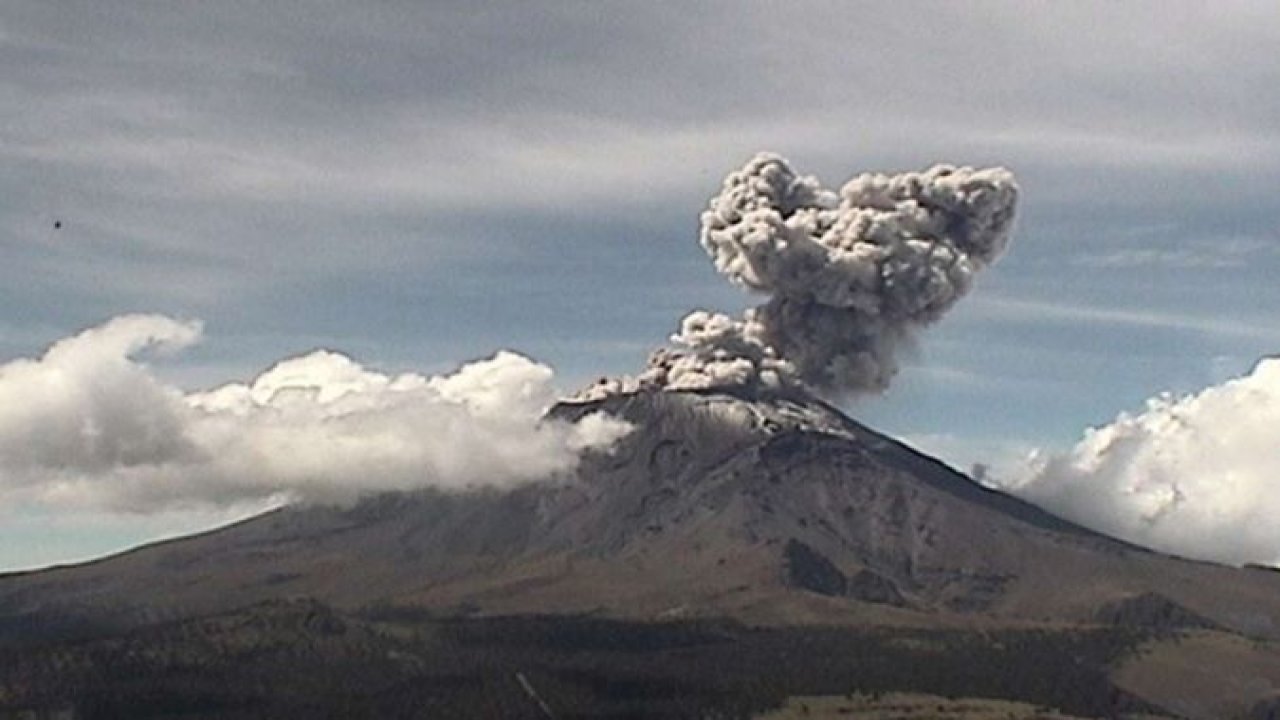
969;294;1280;342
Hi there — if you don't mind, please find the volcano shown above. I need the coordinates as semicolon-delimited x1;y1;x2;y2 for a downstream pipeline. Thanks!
4;389;1280;718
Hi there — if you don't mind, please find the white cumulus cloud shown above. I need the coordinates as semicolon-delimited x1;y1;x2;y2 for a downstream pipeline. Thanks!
0;315;630;512
1009;357;1280;566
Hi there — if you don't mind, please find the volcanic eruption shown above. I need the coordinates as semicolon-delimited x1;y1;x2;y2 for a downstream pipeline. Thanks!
6;154;1280;719
586;152;1018;401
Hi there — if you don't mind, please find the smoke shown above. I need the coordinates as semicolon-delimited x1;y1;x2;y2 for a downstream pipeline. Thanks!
0;315;630;512
6;153;1019;515
1008;357;1280;566
611;153;1018;398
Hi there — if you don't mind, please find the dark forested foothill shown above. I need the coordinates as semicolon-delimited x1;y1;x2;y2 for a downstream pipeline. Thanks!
0;600;1158;719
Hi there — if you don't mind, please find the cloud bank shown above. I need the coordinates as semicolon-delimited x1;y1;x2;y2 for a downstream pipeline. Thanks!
0;315;629;512
1010;357;1280;566
585;153;1018;400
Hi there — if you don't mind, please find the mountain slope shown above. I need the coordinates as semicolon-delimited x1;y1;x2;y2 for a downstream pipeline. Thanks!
3;388;1280;640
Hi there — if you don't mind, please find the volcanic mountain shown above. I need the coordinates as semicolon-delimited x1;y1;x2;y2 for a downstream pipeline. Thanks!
4;389;1280;717
4;388;1280;632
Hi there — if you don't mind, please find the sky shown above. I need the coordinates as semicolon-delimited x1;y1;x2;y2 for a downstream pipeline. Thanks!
1;2;1278;571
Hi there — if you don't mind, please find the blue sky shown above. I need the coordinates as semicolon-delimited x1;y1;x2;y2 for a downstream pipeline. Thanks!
2;2;1278;570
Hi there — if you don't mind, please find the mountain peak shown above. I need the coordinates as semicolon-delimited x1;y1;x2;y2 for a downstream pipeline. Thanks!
5;386;1280;640
553;386;858;456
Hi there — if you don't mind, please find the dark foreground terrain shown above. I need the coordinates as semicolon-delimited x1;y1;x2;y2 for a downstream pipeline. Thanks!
1;598;1161;719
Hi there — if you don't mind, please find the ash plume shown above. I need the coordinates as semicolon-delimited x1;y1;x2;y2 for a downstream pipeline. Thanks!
592;153;1018;400
4;154;1018;514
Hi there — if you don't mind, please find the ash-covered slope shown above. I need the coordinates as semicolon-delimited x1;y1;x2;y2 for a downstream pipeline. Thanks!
4;389;1280;638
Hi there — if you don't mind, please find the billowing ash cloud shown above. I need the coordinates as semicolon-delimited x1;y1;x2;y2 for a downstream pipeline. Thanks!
1009;358;1280;566
588;153;1018;400
0;315;630;512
